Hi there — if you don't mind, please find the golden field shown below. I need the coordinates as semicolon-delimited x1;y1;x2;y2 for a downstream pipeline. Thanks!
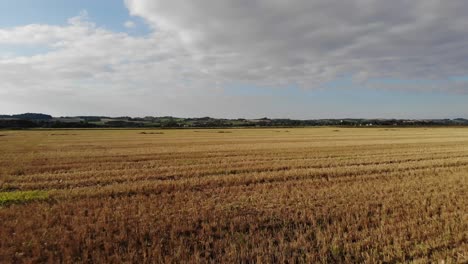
0;128;467;263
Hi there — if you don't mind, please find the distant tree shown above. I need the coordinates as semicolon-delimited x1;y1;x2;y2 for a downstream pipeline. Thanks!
12;113;52;120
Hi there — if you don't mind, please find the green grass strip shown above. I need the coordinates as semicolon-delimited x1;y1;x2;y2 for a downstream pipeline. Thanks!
0;190;49;206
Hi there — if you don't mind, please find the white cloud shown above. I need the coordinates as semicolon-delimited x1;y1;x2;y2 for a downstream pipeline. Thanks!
124;20;136;29
0;12;223;114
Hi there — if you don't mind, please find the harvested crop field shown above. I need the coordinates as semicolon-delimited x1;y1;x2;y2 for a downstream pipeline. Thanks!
0;128;467;263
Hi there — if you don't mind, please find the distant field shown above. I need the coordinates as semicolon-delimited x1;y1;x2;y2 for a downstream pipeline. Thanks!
0;128;467;263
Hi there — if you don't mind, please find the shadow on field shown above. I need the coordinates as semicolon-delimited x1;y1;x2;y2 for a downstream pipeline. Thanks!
139;132;164;135
193;131;233;133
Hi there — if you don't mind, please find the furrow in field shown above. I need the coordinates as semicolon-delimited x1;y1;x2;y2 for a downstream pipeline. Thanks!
8;150;468;187
7;143;468;176
14;156;468;192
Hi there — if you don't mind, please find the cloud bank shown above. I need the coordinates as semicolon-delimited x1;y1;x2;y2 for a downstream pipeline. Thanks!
1;1;468;117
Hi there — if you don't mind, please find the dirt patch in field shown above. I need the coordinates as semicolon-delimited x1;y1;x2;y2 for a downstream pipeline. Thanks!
50;133;77;136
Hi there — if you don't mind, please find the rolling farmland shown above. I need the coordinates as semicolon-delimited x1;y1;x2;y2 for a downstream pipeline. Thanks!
0;128;467;263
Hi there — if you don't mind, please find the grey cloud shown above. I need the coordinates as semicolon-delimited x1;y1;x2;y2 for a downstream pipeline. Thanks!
125;0;468;88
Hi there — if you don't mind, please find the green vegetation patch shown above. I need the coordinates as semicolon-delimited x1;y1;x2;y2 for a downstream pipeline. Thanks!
0;190;49;206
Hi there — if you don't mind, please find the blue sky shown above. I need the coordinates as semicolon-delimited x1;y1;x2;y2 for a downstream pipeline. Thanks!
224;80;468;119
0;0;467;119
0;0;149;34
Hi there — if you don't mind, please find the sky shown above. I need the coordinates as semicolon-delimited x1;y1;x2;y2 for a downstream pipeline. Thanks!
0;0;467;119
